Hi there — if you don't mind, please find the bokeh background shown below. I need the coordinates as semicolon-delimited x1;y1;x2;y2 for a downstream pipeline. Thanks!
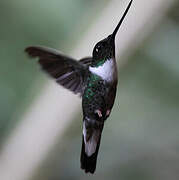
0;0;179;180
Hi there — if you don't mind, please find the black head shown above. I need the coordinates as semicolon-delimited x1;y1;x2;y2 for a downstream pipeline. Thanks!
92;0;133;63
92;35;115;61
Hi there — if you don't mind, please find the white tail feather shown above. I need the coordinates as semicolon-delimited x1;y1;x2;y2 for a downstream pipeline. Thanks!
83;121;100;156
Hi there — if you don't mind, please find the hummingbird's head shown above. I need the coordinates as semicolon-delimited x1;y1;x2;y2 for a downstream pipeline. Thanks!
92;35;115;61
92;0;133;64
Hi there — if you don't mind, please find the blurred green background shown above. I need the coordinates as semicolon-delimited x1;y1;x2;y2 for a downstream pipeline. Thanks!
0;0;108;142
0;0;179;180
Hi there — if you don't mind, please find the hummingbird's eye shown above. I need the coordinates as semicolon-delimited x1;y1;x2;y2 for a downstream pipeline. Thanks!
95;45;101;52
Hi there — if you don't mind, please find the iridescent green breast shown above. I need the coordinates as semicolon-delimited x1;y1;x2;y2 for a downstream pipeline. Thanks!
94;59;106;67
84;73;101;100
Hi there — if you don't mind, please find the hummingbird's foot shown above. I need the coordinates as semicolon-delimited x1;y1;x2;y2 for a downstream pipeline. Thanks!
95;109;102;118
106;109;110;117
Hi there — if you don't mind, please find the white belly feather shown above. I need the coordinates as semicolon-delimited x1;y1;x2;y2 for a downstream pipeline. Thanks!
89;59;117;82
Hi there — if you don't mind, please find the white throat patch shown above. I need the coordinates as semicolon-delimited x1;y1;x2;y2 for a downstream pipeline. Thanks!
89;59;117;82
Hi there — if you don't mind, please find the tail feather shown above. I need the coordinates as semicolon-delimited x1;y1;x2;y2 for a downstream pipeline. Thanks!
80;134;102;174
80;119;104;174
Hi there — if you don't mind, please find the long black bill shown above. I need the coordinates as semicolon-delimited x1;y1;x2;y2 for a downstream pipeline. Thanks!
111;0;133;39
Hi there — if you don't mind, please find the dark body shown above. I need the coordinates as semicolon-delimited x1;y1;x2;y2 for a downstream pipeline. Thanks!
83;73;116;120
81;71;117;173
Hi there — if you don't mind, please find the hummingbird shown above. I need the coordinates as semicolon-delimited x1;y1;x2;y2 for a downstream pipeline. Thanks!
25;0;133;174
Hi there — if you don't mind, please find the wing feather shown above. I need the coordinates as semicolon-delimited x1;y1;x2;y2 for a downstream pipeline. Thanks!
25;46;89;95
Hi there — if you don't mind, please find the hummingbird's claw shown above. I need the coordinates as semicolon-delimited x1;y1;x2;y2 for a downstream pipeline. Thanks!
95;109;102;118
106;109;110;117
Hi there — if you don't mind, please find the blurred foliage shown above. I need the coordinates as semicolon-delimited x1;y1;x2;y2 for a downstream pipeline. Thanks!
0;0;108;143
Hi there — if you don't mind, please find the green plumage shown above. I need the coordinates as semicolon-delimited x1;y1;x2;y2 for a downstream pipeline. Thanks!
84;74;101;99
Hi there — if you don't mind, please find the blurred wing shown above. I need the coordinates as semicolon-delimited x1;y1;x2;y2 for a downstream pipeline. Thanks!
25;46;89;95
79;57;92;66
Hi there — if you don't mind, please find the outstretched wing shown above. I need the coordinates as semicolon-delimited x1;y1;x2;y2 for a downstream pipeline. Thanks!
25;46;90;95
